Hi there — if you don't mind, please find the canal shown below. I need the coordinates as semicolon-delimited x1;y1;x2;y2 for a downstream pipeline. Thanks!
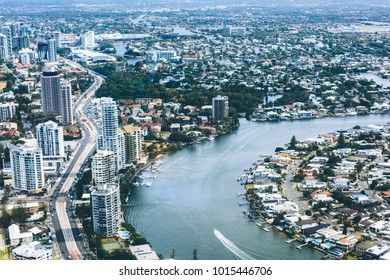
125;114;390;260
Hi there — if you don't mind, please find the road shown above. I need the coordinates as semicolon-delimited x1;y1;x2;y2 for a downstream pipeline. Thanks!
283;153;316;211
51;59;102;260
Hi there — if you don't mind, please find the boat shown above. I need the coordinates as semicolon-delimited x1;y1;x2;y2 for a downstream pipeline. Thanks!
256;222;263;227
263;226;271;232
286;239;295;244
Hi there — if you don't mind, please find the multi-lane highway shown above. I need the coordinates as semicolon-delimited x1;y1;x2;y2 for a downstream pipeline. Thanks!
49;59;103;260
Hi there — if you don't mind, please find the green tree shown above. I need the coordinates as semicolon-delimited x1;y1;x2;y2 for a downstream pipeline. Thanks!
11;201;29;224
289;135;297;150
337;132;346;148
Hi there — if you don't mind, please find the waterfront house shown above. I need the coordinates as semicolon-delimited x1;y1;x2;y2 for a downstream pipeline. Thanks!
335;235;361;253
355;240;377;257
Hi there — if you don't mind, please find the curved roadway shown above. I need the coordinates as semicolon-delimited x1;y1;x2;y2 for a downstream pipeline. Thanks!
51;59;103;260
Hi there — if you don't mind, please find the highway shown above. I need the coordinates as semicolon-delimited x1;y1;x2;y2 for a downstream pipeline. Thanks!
50;59;103;260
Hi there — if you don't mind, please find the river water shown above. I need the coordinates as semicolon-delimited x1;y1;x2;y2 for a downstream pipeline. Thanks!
125;114;390;260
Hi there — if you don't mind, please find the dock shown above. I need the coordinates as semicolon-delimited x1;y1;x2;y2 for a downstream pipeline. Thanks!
296;243;308;250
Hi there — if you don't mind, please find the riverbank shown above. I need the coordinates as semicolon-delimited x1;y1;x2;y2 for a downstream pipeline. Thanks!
124;115;390;260
239;121;390;260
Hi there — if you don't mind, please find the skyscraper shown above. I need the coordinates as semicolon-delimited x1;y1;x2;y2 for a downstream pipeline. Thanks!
98;98;124;170
41;69;73;124
90;183;121;237
60;81;73;124
54;31;61;49
0;34;9;61
212;95;229;120
119;125;143;164
37;41;48;61
36;121;64;157
47;38;57;62
8;143;45;192
92;150;116;185
41;68;61;116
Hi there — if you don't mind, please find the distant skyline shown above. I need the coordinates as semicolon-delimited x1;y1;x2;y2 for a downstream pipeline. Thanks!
0;0;389;7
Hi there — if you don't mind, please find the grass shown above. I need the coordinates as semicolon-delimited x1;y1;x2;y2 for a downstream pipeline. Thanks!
101;238;121;253
0;248;11;260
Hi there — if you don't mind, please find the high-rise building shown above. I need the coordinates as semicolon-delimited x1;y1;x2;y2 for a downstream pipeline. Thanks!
119;125;143;164
37;41;48;61
41;69;73;124
8;143;45;192
98;98;124;170
92;150;116;185
90;183;121;237
212;95;229;120
36;121;64;157
41;68;61;116
0;102;18;121
1;26;12;56
47;39;56;62
60;81;73;124
12;36;29;50
0;34;9;61
53;31;61;49
81;31;95;49
19;52;30;64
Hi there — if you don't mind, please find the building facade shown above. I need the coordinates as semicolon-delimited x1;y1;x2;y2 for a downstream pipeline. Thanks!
92;150;116;185
36;121;64;157
60;81;73;124
47;38;57;62
212;95;229;120
119;125;143;164
12;241;52;260
81;31;95;48
90;183;121;237
0;102;18;121
41;69;73;124
0;34;9;61
41;68;61;116
8;143;45;192
98;98;124;170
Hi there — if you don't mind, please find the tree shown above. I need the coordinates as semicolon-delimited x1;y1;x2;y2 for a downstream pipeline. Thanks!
0;208;12;229
337;132;346;148
11;201;29;224
289;135;297;150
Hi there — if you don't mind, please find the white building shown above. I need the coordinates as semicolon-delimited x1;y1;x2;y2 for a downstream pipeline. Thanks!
90;183;121;237
81;31;95;48
36;121;64;157
36;120;65;174
0;102;18;121
12;241;52;260
98;98;124;170
53;31;61;49
92;150;116;185
60;81;74;124
8;142;45;192
0;34;10;61
8;224;33;246
47;38;56;63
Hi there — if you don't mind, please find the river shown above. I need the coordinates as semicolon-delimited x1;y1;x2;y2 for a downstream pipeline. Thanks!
124;114;390;260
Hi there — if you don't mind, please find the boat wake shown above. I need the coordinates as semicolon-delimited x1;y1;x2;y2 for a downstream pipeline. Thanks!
213;229;255;260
